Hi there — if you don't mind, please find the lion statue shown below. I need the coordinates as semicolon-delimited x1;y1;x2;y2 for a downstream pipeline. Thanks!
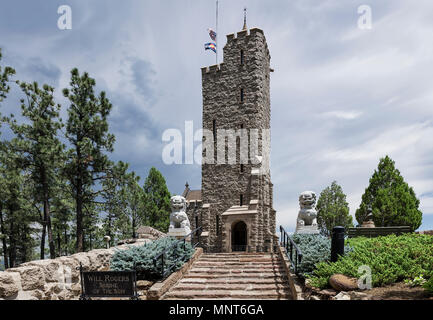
169;195;191;233
296;191;318;228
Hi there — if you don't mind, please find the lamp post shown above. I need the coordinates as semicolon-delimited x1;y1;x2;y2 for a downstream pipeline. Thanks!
331;226;345;262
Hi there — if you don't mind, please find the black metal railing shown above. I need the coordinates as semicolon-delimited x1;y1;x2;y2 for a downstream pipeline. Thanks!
152;227;202;280
280;226;303;274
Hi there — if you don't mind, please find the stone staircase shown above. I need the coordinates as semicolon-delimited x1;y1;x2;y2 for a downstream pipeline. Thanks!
162;252;292;300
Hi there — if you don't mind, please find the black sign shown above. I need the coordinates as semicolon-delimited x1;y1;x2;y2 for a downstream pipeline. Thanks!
81;271;137;298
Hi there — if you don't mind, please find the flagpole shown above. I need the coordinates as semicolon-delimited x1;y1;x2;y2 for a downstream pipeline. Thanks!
216;0;218;65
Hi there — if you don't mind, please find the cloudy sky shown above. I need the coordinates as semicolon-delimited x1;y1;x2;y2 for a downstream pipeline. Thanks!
0;0;432;232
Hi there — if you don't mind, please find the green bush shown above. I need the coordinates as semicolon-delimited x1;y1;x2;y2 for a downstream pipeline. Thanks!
110;237;194;280
424;276;433;295
292;234;352;276
307;234;433;289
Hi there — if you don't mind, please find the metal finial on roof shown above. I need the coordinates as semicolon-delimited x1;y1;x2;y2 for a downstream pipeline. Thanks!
242;7;247;30
185;181;189;188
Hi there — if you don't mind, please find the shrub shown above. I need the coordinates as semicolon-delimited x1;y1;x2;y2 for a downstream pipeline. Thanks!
110;237;194;280
423;276;433;295
292;234;352;276
307;234;433;289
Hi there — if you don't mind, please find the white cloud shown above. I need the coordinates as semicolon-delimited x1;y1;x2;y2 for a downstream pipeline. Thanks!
320;110;363;120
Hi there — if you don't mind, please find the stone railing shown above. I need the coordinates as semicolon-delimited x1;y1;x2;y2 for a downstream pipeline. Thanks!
0;240;149;300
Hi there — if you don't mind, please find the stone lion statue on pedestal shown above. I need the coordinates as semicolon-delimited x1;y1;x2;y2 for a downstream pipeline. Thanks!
296;191;319;234
168;195;191;235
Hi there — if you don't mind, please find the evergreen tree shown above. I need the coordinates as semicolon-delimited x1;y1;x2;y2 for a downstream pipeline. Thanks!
316;181;353;236
101;161;129;246
8;81;64;259
0;48;15;267
0;48;15;103
62;68;115;252
142;167;171;232
0;143;38;267
119;170;144;239
356;155;422;230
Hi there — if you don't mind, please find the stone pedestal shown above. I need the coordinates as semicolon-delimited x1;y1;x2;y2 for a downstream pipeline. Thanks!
296;225;320;235
361;220;375;228
167;227;191;240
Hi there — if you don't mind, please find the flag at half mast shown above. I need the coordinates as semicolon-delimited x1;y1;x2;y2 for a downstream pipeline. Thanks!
205;42;217;53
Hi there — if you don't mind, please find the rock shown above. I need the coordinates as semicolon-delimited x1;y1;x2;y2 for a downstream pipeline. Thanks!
11;266;45;291
70;252;91;269
348;291;372;300
319;289;337;298
57;257;80;282
332;291;351;300
29;289;45;300
23;259;63;283
137;280;153;290
310;295;321;300
329;274;358;291
0;272;20;298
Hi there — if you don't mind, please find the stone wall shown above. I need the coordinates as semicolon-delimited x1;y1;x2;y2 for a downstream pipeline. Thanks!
0;240;149;300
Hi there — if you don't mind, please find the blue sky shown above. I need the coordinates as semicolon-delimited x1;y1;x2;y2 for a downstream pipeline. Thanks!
0;0;432;232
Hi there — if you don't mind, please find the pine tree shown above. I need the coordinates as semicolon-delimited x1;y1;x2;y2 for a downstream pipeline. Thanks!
316;181;353;236
119;170;144;239
101;161;129;246
8;81;64;259
0;48;15;268
51;184;74;256
0;143;38;267
0;48;15;103
62;68;115;252
142;167;171;232
356;155;422;230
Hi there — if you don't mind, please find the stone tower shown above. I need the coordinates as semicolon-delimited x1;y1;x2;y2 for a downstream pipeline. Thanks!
184;26;277;253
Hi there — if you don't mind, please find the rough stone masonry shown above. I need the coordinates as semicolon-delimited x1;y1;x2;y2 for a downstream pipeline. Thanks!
184;25;277;253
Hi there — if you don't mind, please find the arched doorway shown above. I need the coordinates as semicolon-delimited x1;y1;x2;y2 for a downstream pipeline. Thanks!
232;221;247;252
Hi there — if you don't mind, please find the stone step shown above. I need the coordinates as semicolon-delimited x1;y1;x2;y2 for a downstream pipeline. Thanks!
192;263;285;269
173;283;289;291
184;272;288;279
203;252;278;257
163;289;291;300
194;260;282;265
189;267;287;274
197;257;281;262
197;258;281;264
179;277;289;285
202;254;276;257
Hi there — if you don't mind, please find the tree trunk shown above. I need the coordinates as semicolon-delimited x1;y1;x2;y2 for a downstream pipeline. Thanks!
76;178;84;252
0;207;9;269
132;214;136;239
41;166;56;259
40;219;46;260
8;219;16;268
57;233;61;257
64;227;68;256
43;198;56;259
